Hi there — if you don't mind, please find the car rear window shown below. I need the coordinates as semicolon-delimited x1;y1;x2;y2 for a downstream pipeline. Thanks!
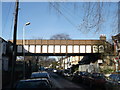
16;80;50;88
31;73;49;78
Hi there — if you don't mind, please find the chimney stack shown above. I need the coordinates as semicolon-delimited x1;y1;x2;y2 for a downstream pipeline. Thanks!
100;34;106;41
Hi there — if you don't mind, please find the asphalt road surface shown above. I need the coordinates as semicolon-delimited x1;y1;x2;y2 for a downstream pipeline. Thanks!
48;71;86;90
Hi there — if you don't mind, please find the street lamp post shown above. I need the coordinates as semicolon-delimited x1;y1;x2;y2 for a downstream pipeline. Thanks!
23;22;30;79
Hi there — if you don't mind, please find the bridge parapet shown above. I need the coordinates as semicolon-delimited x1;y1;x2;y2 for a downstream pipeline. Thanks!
10;39;106;45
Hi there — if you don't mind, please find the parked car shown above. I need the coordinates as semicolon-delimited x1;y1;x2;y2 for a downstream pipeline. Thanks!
62;69;72;77
57;70;64;75
105;74;120;90
30;71;52;86
82;72;92;85
72;71;86;83
88;73;106;88
15;78;52;89
63;72;72;77
31;71;50;79
52;69;57;73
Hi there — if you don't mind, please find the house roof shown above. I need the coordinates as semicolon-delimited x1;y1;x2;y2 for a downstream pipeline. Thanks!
112;33;120;40
78;54;99;65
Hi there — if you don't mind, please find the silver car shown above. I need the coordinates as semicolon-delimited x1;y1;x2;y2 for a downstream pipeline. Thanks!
15;78;52;89
31;71;50;79
31;71;52;86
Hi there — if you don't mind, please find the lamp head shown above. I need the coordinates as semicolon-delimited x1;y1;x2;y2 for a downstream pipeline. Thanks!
25;22;30;26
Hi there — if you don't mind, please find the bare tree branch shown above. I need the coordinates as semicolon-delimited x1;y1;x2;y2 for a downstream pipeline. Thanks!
50;33;71;40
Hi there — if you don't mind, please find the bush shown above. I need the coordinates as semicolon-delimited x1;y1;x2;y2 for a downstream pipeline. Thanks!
100;68;114;74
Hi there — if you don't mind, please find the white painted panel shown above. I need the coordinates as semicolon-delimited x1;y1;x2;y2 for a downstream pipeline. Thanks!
65;63;67;69
69;56;72;62
42;45;47;53
68;45;72;53
61;45;66;53
99;45;104;53
86;45;91;53
48;45;54;53
24;45;29;53
72;56;75;61
98;59;103;63
64;58;67;63
93;45;98;53
76;56;78;60
29;45;35;53
55;45;60;53
36;45;41;53
17;45;22;53
73;45;79;53
80;45;85;53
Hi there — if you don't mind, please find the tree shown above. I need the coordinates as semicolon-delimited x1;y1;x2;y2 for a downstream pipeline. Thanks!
49;2;118;35
50;33;71;40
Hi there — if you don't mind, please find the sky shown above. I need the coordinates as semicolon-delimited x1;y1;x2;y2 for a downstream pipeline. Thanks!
2;1;119;41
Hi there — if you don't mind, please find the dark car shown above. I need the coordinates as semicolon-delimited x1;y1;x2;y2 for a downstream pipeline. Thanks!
15;78;52;89
57;70;63;75
63;72;72;77
88;73;106;88
105;74;120;90
72;71;86;83
82;72;92;85
62;69;72;77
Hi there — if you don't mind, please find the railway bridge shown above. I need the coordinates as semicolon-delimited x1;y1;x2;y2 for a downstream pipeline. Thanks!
9;39;112;56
